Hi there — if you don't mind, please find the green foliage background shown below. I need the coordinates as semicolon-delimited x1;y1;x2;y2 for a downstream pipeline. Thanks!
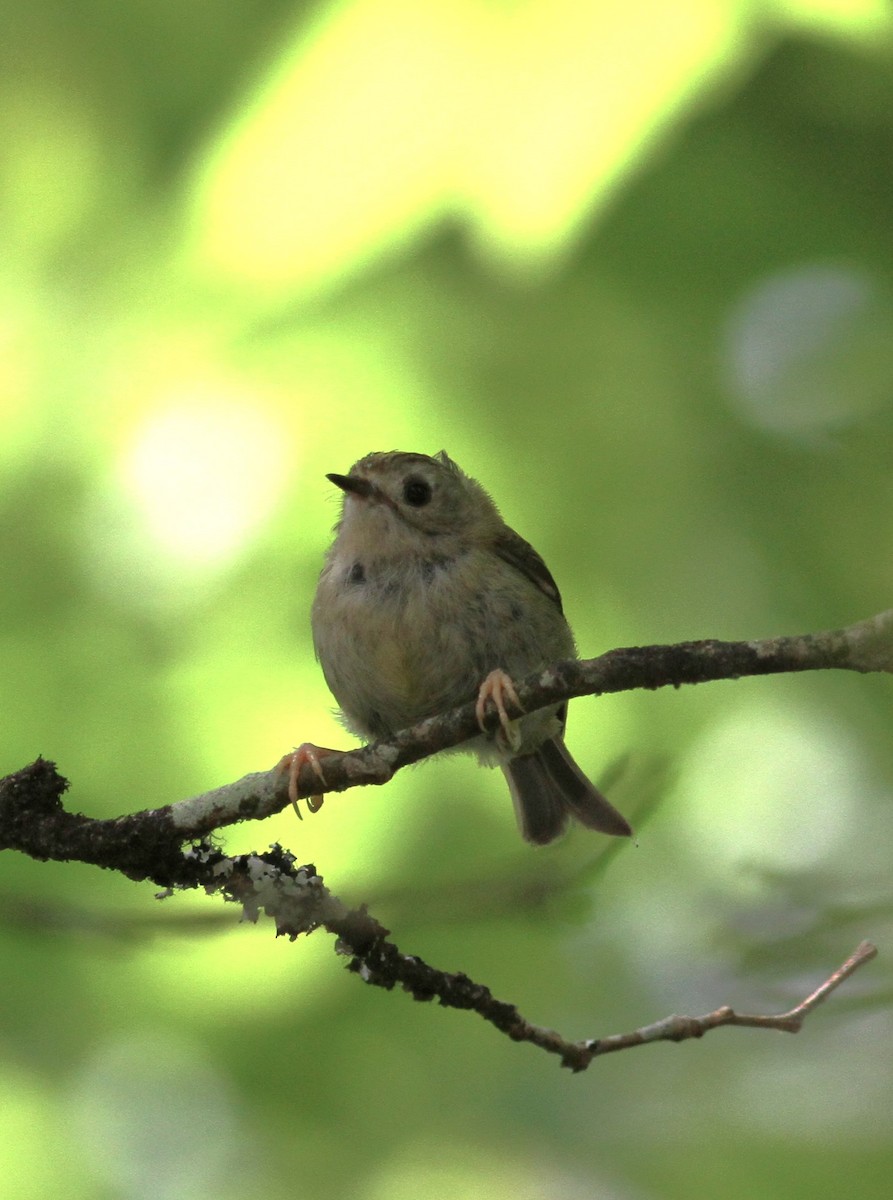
2;2;892;1197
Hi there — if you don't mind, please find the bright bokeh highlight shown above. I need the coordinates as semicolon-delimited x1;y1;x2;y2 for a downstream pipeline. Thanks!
121;391;290;567
722;262;893;440
672;697;863;881
188;0;752;294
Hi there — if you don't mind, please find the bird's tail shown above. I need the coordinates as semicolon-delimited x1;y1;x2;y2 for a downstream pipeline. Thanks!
502;738;632;846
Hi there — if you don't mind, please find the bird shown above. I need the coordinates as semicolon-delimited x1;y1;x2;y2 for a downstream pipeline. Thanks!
281;450;631;845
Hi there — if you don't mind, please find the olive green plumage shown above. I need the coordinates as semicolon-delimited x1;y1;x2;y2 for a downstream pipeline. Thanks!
311;450;631;845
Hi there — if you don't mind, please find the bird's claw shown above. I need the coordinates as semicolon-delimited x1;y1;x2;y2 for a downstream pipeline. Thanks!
275;743;333;818
475;668;524;753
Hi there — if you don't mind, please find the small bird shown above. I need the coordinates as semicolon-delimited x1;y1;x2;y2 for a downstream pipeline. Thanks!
284;450;631;845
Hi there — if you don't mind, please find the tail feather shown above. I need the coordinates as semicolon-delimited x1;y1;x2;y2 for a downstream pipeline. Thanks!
502;753;569;845
502;738;632;846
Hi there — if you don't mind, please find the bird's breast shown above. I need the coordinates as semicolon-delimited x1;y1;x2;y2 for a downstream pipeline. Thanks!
311;546;573;739
311;553;468;736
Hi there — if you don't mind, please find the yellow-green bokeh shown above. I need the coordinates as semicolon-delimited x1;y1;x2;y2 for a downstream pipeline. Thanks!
2;2;893;1198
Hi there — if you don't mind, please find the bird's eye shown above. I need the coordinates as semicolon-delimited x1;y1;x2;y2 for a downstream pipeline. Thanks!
402;476;432;507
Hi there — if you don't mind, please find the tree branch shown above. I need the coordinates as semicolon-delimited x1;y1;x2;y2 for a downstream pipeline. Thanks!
7;796;871;1071
52;607;893;846
1;613;887;1066
174;608;893;836
1;611;892;864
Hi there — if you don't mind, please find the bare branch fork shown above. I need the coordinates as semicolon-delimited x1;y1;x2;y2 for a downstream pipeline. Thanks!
0;765;878;1070
0;611;888;1065
222;841;876;1070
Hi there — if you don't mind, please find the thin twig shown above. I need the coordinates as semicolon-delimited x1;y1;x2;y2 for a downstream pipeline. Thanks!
204;848;880;1071
577;940;878;1063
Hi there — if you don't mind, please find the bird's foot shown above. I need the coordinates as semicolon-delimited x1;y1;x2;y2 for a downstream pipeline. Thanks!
275;743;335;819
475;668;524;753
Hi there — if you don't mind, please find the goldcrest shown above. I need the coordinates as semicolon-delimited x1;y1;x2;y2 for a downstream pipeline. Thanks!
304;450;631;845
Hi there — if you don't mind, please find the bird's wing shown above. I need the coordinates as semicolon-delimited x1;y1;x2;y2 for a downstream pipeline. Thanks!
491;526;564;614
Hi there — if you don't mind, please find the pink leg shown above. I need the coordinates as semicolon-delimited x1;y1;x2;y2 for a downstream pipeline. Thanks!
275;743;335;818
475;668;524;752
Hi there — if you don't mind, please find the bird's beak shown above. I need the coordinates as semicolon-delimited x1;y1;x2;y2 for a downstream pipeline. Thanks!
327;472;374;498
